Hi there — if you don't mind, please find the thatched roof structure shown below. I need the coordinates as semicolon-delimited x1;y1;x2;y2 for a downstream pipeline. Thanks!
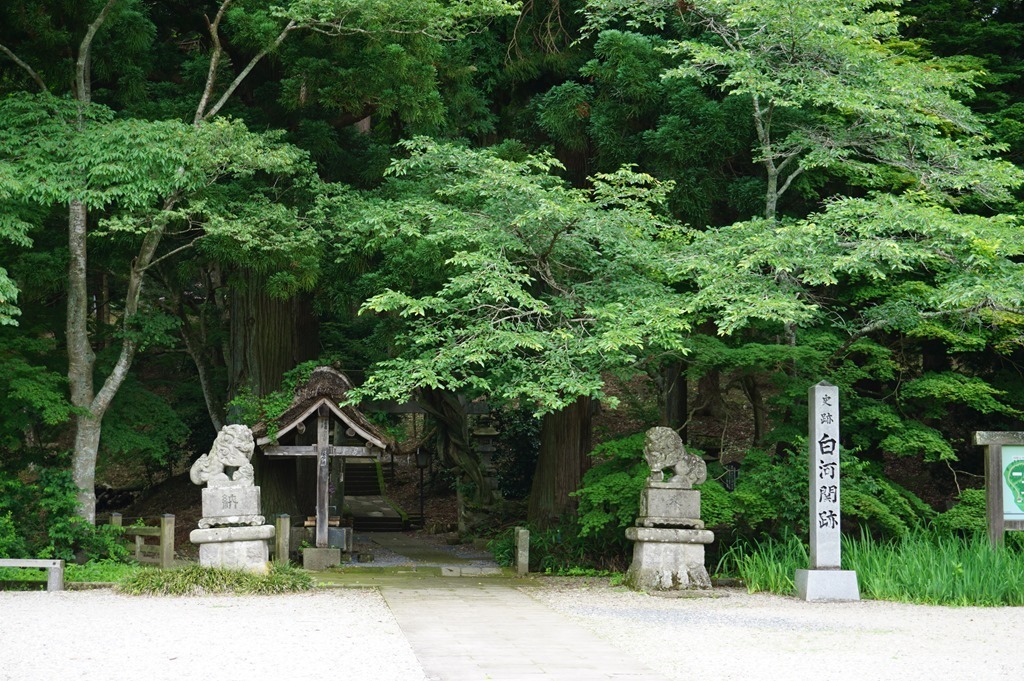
250;366;390;450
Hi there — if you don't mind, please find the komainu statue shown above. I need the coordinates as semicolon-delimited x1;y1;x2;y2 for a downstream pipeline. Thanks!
643;426;706;488
189;424;256;488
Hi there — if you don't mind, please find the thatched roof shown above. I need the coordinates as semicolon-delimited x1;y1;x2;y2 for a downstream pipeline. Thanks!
250;366;390;450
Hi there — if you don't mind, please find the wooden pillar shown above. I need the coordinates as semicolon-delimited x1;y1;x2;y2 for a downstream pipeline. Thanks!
316;405;330;548
986;442;1005;548
159;514;175;569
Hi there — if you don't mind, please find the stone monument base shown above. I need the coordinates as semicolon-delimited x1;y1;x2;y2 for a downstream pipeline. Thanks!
795;568;860;601
190;524;274;574
625;527;714;590
303;547;342;571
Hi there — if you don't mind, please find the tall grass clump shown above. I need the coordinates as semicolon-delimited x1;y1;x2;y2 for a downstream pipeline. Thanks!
716;533;807;594
718;530;1024;606
845;531;1024;606
116;563;314;596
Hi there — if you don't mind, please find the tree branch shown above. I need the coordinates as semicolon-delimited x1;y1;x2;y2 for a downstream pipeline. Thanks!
197;20;297;123
194;0;232;125
0;43;49;93
76;0;118;105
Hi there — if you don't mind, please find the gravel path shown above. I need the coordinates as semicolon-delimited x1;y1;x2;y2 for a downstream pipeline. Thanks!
3;583;1023;680
527;581;1024;681
0;589;426;681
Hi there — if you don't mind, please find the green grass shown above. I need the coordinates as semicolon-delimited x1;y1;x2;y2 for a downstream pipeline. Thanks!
115;563;315;596
716;531;1024;606
847;532;1024;606
716;533;806;594
0;559;142;584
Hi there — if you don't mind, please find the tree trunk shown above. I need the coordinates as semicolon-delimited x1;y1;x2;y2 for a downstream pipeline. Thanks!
527;396;592;528
696;370;727;419
741;374;766;448
228;270;319;518
67;199;98;521
227;269;321;397
658;361;688;440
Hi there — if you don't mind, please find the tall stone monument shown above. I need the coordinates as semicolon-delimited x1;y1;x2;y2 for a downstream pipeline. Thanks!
625;427;714;590
189;425;275;574
795;382;859;601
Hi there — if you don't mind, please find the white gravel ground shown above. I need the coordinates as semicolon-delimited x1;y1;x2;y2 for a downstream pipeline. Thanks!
0;589;427;681
527;582;1024;681
3;583;1023;681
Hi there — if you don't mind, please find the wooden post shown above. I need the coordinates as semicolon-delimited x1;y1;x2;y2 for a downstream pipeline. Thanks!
159;514;175;569
316;405;330;549
109;512;122;528
275;514;291;566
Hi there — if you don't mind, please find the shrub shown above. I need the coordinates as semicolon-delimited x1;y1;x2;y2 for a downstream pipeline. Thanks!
574;434;647;540
488;522;631;573
932;488;986;534
0;457;128;561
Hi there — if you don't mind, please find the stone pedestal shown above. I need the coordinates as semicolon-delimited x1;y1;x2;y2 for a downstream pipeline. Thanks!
638;484;704;528
198;486;265;528
190;425;274;574
795;569;860;601
625;428;715;592
303;547;342;571
190;524;275;574
625;527;714;590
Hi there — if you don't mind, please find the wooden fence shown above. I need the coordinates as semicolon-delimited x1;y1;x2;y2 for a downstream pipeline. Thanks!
109;513;175;569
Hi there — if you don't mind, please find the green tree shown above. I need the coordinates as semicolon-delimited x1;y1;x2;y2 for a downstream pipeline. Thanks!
327;139;688;525
0;0;517;524
580;0;1024;469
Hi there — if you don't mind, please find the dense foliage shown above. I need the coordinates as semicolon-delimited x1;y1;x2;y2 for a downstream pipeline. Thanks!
2;0;1024;565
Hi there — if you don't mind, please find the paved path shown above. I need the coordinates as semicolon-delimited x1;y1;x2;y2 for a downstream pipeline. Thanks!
341;533;669;680
381;582;671;681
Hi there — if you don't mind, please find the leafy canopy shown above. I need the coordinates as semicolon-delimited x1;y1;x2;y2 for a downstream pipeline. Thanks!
327;139;690;413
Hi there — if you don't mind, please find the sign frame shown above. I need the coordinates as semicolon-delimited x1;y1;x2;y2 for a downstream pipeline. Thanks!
973;431;1024;547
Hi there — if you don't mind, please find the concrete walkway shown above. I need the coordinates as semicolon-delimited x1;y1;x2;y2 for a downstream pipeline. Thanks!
333;532;670;680
381;582;672;681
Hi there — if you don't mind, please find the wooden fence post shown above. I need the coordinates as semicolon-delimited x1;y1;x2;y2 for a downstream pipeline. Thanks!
159;514;175;569
109;512;122;528
275;514;290;567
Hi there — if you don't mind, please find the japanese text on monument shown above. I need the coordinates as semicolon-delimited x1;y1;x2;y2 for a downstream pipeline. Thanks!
809;382;841;568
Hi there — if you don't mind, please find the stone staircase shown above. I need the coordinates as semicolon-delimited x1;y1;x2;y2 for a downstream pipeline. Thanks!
344;458;407;532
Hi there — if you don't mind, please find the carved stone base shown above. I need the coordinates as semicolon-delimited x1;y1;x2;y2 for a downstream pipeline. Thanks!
625;527;714;591
200;486;263;526
640;486;701;519
190;524;275;574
